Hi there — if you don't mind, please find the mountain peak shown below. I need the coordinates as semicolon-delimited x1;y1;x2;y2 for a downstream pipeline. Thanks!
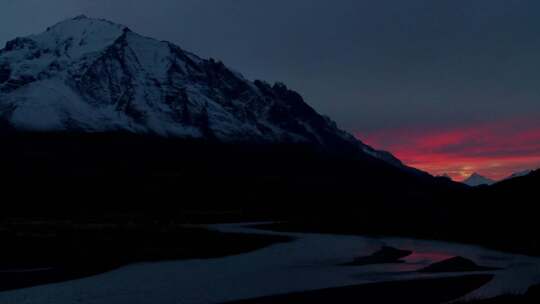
73;14;89;20
46;15;125;33
463;173;495;187
17;16;127;61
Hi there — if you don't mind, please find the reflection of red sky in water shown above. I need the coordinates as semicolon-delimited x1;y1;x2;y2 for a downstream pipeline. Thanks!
389;251;456;272
357;118;540;181
403;251;455;264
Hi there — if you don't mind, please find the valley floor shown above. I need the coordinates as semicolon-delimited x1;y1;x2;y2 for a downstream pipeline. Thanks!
0;222;539;304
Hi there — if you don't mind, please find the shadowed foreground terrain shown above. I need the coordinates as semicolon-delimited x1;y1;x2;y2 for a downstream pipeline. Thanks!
461;284;540;304
0;132;459;218
0;132;538;301
0;217;290;292
225;275;493;304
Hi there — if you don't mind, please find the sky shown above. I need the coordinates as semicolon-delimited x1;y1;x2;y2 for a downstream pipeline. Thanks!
1;0;540;180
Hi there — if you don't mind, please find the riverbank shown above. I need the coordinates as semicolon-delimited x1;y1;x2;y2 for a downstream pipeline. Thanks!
0;217;291;292
253;221;540;257
462;284;540;304
0;222;538;303
225;275;493;304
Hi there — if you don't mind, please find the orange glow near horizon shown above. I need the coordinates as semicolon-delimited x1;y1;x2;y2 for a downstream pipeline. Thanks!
357;119;540;181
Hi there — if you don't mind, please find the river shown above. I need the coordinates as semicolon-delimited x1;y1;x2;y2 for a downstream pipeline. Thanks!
0;223;538;304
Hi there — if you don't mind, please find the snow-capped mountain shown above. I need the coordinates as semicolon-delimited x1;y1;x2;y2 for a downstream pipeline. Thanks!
463;173;495;187
0;16;403;166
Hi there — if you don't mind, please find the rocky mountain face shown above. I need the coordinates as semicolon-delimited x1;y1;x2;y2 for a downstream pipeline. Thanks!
0;16;403;167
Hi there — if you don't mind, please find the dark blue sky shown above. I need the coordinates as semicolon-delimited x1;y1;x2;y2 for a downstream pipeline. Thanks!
2;0;540;178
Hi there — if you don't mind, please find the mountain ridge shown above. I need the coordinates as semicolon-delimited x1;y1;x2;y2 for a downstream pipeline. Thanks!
503;169;535;181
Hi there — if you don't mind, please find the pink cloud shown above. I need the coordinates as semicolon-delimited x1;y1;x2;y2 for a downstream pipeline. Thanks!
356;118;540;181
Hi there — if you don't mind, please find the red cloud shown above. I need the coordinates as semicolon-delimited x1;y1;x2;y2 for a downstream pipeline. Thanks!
357;119;540;181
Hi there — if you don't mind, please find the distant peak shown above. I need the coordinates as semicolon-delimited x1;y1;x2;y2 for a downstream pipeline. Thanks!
73;14;89;20
469;172;490;178
463;172;495;187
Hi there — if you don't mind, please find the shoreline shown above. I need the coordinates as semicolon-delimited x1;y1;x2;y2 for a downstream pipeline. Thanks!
0;219;291;293
225;275;494;304
252;222;540;258
0;221;537;304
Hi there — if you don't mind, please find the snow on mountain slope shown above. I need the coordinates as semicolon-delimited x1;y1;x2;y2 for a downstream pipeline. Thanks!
463;173;496;187
503;169;535;181
0;16;404;166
